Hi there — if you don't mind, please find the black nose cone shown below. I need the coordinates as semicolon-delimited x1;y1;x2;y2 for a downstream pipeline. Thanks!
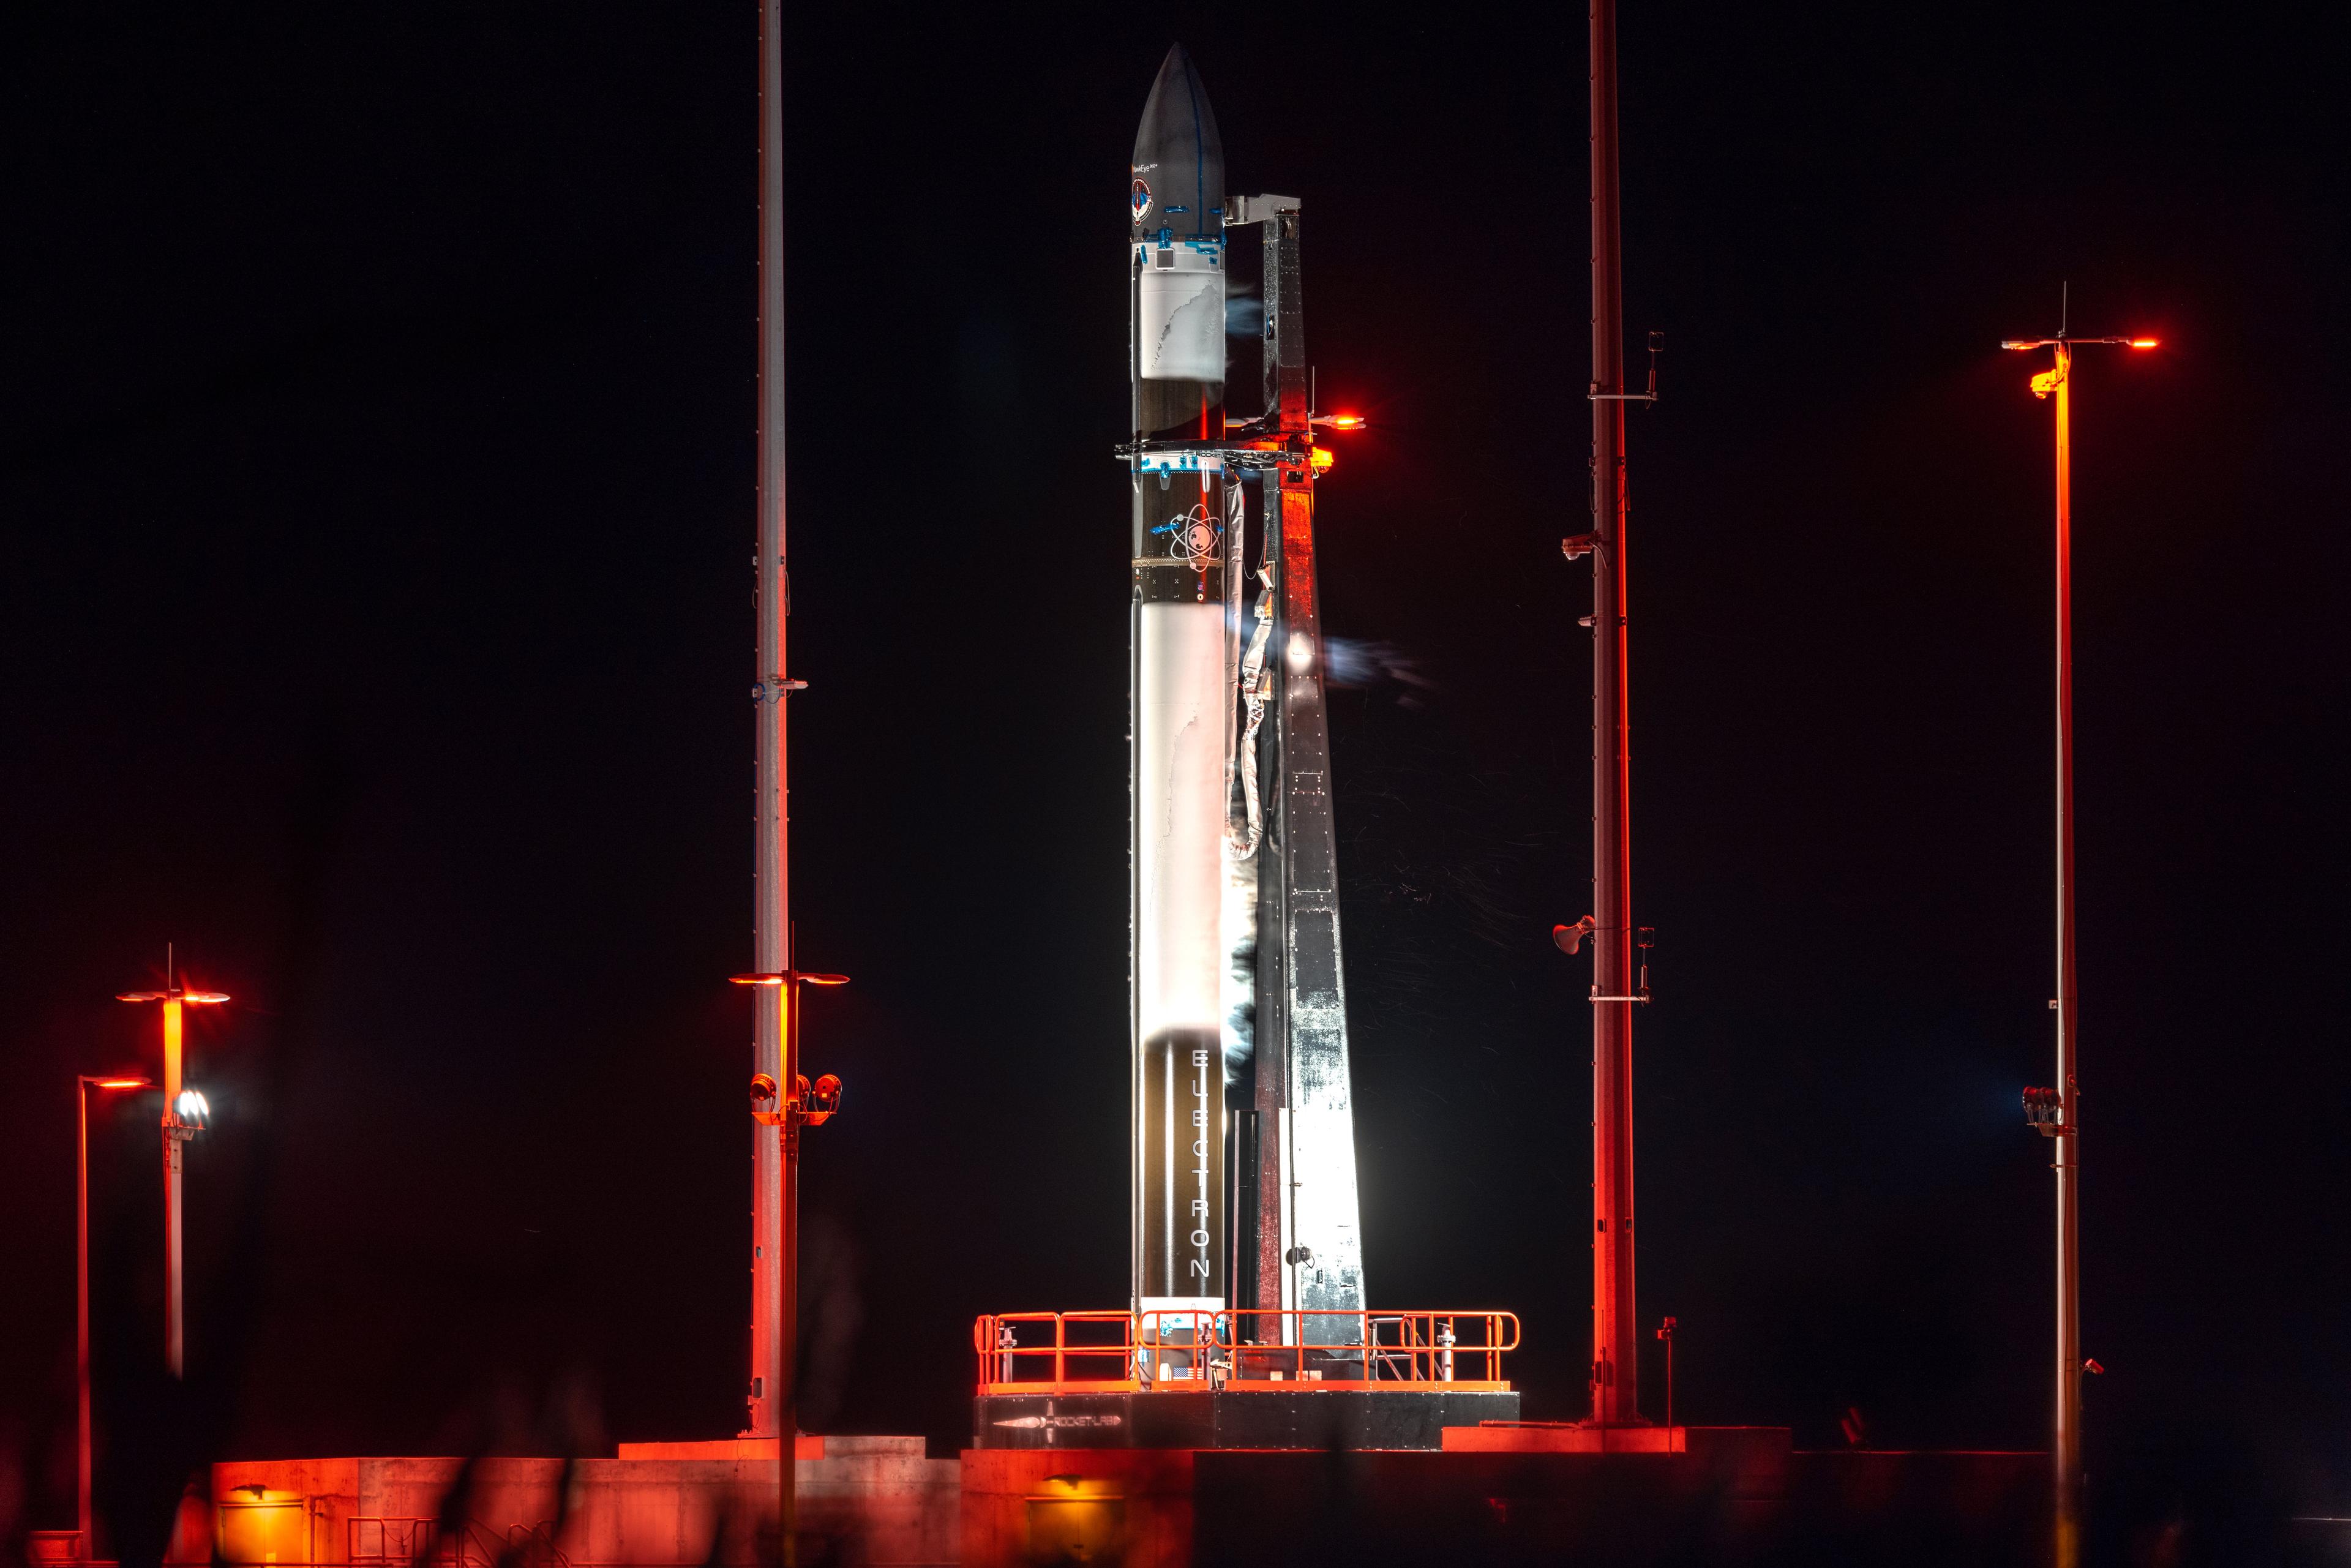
1130;44;1224;243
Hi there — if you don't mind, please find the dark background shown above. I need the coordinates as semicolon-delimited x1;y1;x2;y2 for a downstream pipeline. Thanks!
4;2;2344;1562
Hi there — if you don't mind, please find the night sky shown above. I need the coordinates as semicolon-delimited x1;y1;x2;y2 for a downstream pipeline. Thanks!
5;3;2345;1561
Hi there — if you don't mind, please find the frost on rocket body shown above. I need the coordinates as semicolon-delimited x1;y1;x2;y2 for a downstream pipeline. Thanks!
1141;265;1224;383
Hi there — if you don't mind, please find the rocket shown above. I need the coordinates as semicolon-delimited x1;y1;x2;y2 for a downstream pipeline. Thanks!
1124;45;1370;1349
1129;43;1232;1320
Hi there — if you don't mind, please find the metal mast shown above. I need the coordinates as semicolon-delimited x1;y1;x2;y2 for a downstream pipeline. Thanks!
1586;0;1640;1426
77;1080;94;1550
747;0;797;1443
77;1071;152;1563
163;976;189;1379
2002;317;2155;1567
2050;340;2082;1568
116;946;223;1383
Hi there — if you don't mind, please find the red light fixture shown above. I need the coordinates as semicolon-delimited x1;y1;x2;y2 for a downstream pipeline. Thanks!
2000;334;2157;353
730;962;850;1567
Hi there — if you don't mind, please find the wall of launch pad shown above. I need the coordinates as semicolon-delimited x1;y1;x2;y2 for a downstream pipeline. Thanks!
180;1440;2047;1567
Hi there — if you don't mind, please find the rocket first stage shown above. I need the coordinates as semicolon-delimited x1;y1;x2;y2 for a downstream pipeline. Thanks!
1129;44;1233;1316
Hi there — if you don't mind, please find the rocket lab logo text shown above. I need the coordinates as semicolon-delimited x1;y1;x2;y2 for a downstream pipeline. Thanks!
1131;178;1153;223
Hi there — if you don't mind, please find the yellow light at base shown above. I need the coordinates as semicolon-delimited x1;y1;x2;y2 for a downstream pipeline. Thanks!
1310;446;1335;473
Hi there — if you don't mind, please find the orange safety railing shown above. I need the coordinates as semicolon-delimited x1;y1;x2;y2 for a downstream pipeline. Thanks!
975;1308;1518;1394
973;1310;1142;1392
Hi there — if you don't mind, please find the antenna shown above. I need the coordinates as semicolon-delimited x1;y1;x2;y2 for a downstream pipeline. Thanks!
2059;281;2069;340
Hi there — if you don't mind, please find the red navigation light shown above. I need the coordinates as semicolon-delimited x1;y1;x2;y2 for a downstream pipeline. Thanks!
1325;415;1364;430
1310;446;1336;474
94;1077;151;1090
2129;338;2158;349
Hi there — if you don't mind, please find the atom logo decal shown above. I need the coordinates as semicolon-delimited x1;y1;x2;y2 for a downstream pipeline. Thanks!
1131;178;1152;223
1150;481;1239;570
1157;505;1213;566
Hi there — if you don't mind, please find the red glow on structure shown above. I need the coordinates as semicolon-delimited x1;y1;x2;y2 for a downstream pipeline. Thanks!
732;970;849;986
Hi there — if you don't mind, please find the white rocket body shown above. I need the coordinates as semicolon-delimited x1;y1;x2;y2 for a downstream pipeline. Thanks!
1136;600;1230;1049
1134;588;1231;1319
1130;43;1232;1324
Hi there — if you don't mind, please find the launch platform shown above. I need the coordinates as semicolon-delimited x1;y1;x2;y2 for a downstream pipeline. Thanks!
970;1308;1519;1452
976;1388;1518;1452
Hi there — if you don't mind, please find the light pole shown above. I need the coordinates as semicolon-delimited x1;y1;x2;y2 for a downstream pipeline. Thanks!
76;1073;151;1564
1580;0;1649;1431
731;967;847;1568
746;0;798;1451
2000;318;2155;1568
116;945;227;1378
